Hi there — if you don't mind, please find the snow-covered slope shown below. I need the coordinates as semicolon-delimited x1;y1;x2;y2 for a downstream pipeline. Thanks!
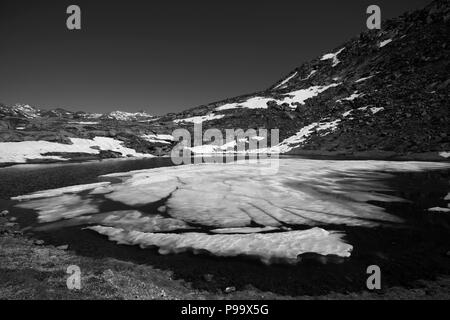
0;137;154;164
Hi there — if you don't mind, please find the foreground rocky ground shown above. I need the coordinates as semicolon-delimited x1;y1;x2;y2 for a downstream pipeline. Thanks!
1;213;449;300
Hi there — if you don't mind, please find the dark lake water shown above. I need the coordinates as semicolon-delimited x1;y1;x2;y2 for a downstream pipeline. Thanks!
0;157;175;200
1;157;449;296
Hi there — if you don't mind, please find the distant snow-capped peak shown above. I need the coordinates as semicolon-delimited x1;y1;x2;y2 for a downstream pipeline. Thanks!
103;110;154;121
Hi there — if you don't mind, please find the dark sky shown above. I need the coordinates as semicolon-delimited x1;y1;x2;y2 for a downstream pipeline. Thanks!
0;0;429;115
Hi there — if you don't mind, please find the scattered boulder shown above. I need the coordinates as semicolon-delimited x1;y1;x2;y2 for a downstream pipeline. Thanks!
98;150;122;159
224;286;236;294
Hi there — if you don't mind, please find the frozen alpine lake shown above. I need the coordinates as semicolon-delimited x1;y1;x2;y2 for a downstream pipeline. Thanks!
2;157;450;295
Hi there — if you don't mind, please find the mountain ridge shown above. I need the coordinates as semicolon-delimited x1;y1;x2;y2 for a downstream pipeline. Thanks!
1;0;449;164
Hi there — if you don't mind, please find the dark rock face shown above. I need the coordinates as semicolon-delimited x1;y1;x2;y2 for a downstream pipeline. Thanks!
0;0;448;161
165;0;449;156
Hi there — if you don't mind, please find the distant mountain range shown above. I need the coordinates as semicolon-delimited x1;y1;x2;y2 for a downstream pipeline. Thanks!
1;0;449;164
0;103;154;122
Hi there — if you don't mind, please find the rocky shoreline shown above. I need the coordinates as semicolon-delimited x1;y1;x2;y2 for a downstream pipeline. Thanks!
0;149;448;169
286;150;450;162
0;152;144;168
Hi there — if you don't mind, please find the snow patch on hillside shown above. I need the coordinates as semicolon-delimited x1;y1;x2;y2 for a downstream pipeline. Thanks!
215;83;341;111
173;113;226;124
183;118;341;155
86;113;103;119
282;83;341;106
370;107;384;114
186;144;222;154
276;120;341;153
0;137;154;164
141;134;174;145
341;105;384;119
302;70;317;80
321;48;345;67
379;39;393;48
273;70;319;90
215;97;275;111
185;135;268;154
337;92;364;103
355;75;374;83
274;71;298;89
69;121;99;125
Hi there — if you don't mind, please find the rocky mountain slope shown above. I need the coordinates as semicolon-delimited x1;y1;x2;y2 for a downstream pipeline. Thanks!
1;0;449;164
165;0;449;158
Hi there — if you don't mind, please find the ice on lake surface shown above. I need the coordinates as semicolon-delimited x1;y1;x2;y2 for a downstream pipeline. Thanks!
13;158;450;264
86;225;353;264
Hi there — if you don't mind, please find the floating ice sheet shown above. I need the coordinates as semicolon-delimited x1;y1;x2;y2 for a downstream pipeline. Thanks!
11;182;110;201
428;207;450;213
15;194;101;223
86;226;353;264
210;226;280;234
33;210;194;233
12;158;450;262
83;159;450;229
